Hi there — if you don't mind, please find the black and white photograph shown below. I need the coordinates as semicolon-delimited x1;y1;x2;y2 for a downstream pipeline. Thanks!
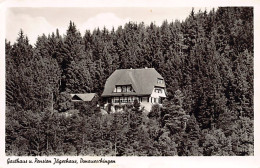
1;0;259;167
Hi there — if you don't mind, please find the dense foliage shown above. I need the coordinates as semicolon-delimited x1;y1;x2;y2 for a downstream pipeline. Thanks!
6;7;253;156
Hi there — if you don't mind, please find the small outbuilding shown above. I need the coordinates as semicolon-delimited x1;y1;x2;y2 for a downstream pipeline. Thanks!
70;93;97;102
70;93;100;115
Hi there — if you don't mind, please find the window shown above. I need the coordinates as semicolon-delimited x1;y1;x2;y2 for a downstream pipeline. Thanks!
114;97;119;103
122;86;127;92
155;88;162;93
118;97;128;103
124;97;128;103
128;97;131;102
159;97;162;104
116;86;122;92
157;78;163;84
114;85;134;93
127;86;133;92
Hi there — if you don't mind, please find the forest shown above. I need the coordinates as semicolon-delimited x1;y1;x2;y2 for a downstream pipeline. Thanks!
5;7;253;156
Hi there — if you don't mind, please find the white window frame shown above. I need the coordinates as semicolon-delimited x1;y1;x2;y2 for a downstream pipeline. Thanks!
157;78;163;84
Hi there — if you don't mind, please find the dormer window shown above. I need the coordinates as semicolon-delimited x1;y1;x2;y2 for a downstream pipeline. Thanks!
114;85;134;93
157;78;163;84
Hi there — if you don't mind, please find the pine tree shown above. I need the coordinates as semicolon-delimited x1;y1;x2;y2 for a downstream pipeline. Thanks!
162;90;190;134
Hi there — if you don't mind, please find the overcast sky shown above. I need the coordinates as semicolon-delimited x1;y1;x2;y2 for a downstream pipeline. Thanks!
6;7;214;45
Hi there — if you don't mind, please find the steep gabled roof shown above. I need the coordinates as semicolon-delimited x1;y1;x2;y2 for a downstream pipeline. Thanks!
71;93;96;101
102;68;165;97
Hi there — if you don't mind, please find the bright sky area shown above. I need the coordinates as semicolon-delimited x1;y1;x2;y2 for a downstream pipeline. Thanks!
6;7;215;45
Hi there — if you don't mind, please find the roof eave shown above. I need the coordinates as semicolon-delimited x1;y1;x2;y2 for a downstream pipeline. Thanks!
101;93;151;97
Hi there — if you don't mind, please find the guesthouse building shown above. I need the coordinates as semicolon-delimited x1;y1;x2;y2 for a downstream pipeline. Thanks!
101;68;166;111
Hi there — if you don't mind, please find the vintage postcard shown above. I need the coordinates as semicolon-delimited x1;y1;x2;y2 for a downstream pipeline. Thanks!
1;0;259;167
